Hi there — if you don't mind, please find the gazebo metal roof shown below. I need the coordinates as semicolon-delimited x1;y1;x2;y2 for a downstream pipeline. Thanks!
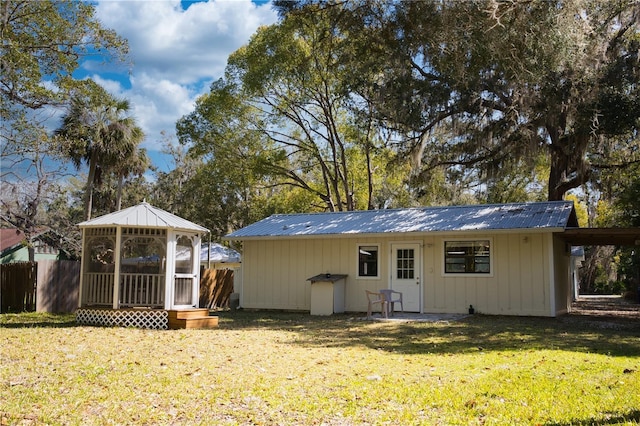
78;202;208;233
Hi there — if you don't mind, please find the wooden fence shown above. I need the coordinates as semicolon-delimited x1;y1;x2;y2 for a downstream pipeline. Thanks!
0;262;37;313
0;260;81;313
37;260;81;313
199;268;235;309
1;261;233;313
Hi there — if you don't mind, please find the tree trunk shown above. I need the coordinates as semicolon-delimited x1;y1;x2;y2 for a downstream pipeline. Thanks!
547;133;590;201
84;152;98;221
547;154;569;201
116;174;124;211
365;141;374;210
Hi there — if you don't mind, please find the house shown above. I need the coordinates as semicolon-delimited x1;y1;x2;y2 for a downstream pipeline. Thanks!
224;201;581;317
0;228;73;264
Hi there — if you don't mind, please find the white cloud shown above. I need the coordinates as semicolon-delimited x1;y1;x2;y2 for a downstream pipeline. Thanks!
88;0;278;160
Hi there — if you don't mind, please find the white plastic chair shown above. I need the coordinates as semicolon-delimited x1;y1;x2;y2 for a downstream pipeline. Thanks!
366;290;388;319
379;289;403;316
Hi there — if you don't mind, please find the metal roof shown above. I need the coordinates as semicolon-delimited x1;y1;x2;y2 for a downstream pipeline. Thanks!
225;201;577;240
201;243;241;263
78;202;209;233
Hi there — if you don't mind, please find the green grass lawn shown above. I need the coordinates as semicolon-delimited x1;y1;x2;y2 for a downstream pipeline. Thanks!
1;311;639;425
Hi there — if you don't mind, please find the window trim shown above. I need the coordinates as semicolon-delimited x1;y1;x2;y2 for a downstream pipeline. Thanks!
442;238;493;277
356;243;380;279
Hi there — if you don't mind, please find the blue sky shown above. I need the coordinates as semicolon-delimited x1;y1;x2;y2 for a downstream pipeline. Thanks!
72;0;278;172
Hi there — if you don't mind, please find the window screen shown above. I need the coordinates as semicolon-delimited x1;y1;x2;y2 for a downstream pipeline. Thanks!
445;240;490;274
358;245;378;277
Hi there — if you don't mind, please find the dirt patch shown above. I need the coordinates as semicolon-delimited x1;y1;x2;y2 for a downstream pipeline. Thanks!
567;295;640;330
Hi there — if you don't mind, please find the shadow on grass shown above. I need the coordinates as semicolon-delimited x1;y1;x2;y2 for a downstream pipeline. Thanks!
3;310;639;358
0;312;77;328
546;409;640;425
216;310;640;357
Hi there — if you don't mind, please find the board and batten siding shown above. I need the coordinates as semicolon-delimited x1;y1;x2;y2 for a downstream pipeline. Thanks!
241;237;386;311
239;231;569;316
423;233;552;316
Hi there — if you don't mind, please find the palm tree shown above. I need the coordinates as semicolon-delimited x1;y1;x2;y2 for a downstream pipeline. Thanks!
114;147;149;211
55;80;145;220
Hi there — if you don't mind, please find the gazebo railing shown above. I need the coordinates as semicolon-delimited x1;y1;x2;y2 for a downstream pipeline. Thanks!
84;273;114;306
120;273;165;308
83;273;165;308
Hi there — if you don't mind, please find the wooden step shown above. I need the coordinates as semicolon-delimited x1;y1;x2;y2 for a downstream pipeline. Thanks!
168;309;218;329
168;316;219;329
168;309;210;320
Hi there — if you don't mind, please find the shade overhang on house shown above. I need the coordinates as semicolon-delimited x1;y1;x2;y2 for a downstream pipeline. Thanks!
558;228;640;246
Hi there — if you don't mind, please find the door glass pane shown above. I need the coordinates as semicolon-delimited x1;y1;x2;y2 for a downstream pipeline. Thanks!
396;248;414;279
174;235;194;306
175;236;193;274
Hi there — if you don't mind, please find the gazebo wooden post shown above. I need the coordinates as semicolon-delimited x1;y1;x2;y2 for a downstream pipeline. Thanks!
78;229;87;308
164;229;176;310
112;226;123;309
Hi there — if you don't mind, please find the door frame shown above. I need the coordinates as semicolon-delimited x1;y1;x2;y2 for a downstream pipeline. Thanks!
168;231;200;310
389;241;423;313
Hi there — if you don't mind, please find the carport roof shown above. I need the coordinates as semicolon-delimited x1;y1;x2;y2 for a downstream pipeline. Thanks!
559;228;640;246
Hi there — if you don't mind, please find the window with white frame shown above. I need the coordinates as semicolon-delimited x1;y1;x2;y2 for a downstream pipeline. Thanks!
444;240;491;274
358;245;379;278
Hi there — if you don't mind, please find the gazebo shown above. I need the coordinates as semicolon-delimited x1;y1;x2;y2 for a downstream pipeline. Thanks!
75;202;217;329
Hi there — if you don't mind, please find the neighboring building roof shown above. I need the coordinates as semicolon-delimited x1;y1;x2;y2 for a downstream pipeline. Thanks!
1;227;75;261
201;243;241;263
124;243;240;265
0;228;26;253
78;202;209;233
1;227;53;254
225;201;578;240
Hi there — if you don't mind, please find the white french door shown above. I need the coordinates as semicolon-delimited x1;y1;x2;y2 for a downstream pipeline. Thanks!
391;243;422;312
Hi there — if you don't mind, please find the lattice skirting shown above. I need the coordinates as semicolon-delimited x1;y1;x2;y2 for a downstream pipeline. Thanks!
76;308;169;330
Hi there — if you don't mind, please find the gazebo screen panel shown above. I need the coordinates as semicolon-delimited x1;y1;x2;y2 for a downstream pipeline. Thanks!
120;236;166;274
83;235;116;306
86;237;115;273
119;233;167;308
